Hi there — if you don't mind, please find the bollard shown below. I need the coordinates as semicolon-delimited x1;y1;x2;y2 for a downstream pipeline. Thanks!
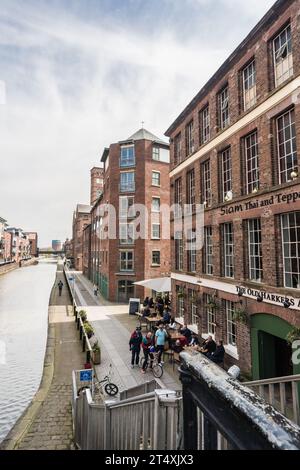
82;334;86;352
79;325;83;340
86;350;91;363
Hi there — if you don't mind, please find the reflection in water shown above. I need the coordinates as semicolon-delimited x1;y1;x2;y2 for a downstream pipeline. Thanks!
0;259;57;443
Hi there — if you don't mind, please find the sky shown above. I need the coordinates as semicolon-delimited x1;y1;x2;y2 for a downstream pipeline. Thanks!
0;0;275;247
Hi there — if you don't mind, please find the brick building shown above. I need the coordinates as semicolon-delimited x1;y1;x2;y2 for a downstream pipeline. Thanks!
82;224;91;278
88;128;170;302
25;232;38;257
6;228;31;263
72;204;91;271
166;0;300;379
90;167;104;206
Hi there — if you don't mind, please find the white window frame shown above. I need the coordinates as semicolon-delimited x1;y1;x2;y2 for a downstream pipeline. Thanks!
243;60;256;111
151;197;160;213
205;294;216;336
177;296;185;319
120;250;134;272
152;171;161;186
273;24;293;87
151;223;160;239
276;109;297;184
191;302;198;326
219;86;229;129
186;120;194;155
175;231;183;271
223;223;234;278
152;146;160;161
174;133;182;164
204;226;213;275
200;105;210;144
119;196;134;219
225;300;237;347
248;218;262;282
119;222;135;245
120;171;135;192
281;212;300;289
120;145;135;167
245;131;259;194
174;177;182;218
221;148;232;201
152;250;161;266
202;159;211;206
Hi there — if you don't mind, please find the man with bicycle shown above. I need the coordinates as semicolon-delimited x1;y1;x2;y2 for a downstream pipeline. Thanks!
155;323;168;365
141;332;154;374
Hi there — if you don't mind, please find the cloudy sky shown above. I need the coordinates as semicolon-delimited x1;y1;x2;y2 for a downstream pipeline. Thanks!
0;0;275;246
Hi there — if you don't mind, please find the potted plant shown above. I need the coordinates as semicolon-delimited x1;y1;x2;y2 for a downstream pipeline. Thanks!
83;321;94;339
79;310;87;322
233;306;248;324
205;298;219;310
92;341;101;365
286;327;300;345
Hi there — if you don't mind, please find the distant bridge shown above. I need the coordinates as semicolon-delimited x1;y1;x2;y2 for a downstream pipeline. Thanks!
38;249;65;256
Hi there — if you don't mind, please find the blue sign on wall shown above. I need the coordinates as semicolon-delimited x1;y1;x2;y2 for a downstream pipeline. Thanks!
80;369;92;382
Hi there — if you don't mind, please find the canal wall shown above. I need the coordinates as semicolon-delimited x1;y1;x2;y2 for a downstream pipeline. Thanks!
0;258;38;276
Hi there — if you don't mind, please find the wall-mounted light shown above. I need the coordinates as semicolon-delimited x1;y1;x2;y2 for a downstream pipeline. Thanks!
291;170;298;180
283;298;291;309
224;190;233;202
256;293;264;303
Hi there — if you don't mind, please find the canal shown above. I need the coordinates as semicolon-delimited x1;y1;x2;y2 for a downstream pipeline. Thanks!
0;259;57;443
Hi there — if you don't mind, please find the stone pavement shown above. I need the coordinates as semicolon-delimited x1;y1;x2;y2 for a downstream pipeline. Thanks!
67;271;181;394
3;261;86;450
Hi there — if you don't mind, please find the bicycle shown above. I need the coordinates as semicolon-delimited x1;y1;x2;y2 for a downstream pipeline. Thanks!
139;350;163;378
77;364;119;397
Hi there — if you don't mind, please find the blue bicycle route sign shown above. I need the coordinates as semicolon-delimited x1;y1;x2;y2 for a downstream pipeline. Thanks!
80;370;92;382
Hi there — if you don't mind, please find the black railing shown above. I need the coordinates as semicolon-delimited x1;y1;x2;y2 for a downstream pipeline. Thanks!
179;350;300;450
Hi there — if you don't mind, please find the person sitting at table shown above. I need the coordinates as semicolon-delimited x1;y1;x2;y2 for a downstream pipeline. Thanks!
200;335;216;356
172;339;183;354
179;324;192;342
148;297;154;308
142;306;151;317
163;307;171;324
143;296;149;307
164;293;171;306
209;340;225;364
189;332;200;348
168;318;177;330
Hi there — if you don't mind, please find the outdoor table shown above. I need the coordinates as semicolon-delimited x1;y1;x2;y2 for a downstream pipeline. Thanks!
145;316;162;330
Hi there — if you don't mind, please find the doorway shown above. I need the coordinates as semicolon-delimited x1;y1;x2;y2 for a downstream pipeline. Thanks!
258;330;293;379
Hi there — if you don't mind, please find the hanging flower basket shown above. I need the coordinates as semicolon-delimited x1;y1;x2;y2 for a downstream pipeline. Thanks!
233;307;248;324
177;288;185;299
286;327;300;345
205;300;219;310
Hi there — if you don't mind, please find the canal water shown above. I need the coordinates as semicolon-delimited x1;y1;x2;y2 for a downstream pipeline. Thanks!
0;259;57;443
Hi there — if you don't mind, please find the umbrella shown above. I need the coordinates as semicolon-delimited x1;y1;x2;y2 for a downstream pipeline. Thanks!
134;277;171;292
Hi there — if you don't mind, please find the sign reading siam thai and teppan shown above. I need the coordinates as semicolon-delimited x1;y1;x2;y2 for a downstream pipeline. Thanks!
236;285;300;308
220;190;300;215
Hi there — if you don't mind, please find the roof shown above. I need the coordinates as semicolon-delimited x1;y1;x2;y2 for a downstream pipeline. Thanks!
122;128;168;146
76;204;91;214
165;0;288;136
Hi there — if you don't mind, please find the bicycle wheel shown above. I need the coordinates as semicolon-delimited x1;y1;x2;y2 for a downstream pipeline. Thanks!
104;382;119;396
77;385;90;396
152;364;163;378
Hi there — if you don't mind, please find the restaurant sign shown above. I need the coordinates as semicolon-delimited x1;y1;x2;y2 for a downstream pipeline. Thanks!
236;285;300;308
221;190;300;216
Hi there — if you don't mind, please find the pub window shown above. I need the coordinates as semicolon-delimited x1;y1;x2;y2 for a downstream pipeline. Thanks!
205;294;216;336
225;300;237;346
175;231;183;271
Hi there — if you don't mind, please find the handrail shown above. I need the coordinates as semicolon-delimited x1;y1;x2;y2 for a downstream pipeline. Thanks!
244;374;300;386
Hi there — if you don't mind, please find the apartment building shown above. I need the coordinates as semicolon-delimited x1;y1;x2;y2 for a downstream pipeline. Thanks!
72;205;91;271
89;128;170;302
25;232;38;257
166;0;300;379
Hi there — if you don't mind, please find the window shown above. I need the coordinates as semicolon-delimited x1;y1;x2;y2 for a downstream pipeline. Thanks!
120;172;135;192
187;230;196;273
205;294;216;335
245;131;259;194
273;24;293;87
186;169;195;213
243;60;256;110
152;251;160;265
152;171;160;186
120;145;135;167
204;226;213;275
174;177;182;218
152;197;160;212
120;251;134;271
191;301;198;326
199;105;210;144
218;86;229;130
201;159;211;206
223;223;234;278
276;109;298;183
221;148;232;202
119;196;134;218
248;219;262;282
175;231;183;271
225;301;237;346
186;120;194;156
152;223;160;239
176;286;185;318
174;133;182;165
118;280;134;301
152;146;160;161
119;222;135;245
281;212;300;289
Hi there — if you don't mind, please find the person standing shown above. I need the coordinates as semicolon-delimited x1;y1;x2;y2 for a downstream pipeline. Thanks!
155;323;168;365
58;280;63;297
129;326;143;368
141;332;154;373
93;284;98;296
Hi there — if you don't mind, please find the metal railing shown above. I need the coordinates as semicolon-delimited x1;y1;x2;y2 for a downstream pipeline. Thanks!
72;374;182;450
243;374;300;425
179;350;300;450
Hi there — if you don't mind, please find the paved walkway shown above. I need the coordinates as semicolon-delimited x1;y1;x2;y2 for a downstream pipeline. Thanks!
12;262;85;450
65;270;181;393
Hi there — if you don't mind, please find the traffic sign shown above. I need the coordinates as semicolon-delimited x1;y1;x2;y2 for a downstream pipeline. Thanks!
79;369;92;382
